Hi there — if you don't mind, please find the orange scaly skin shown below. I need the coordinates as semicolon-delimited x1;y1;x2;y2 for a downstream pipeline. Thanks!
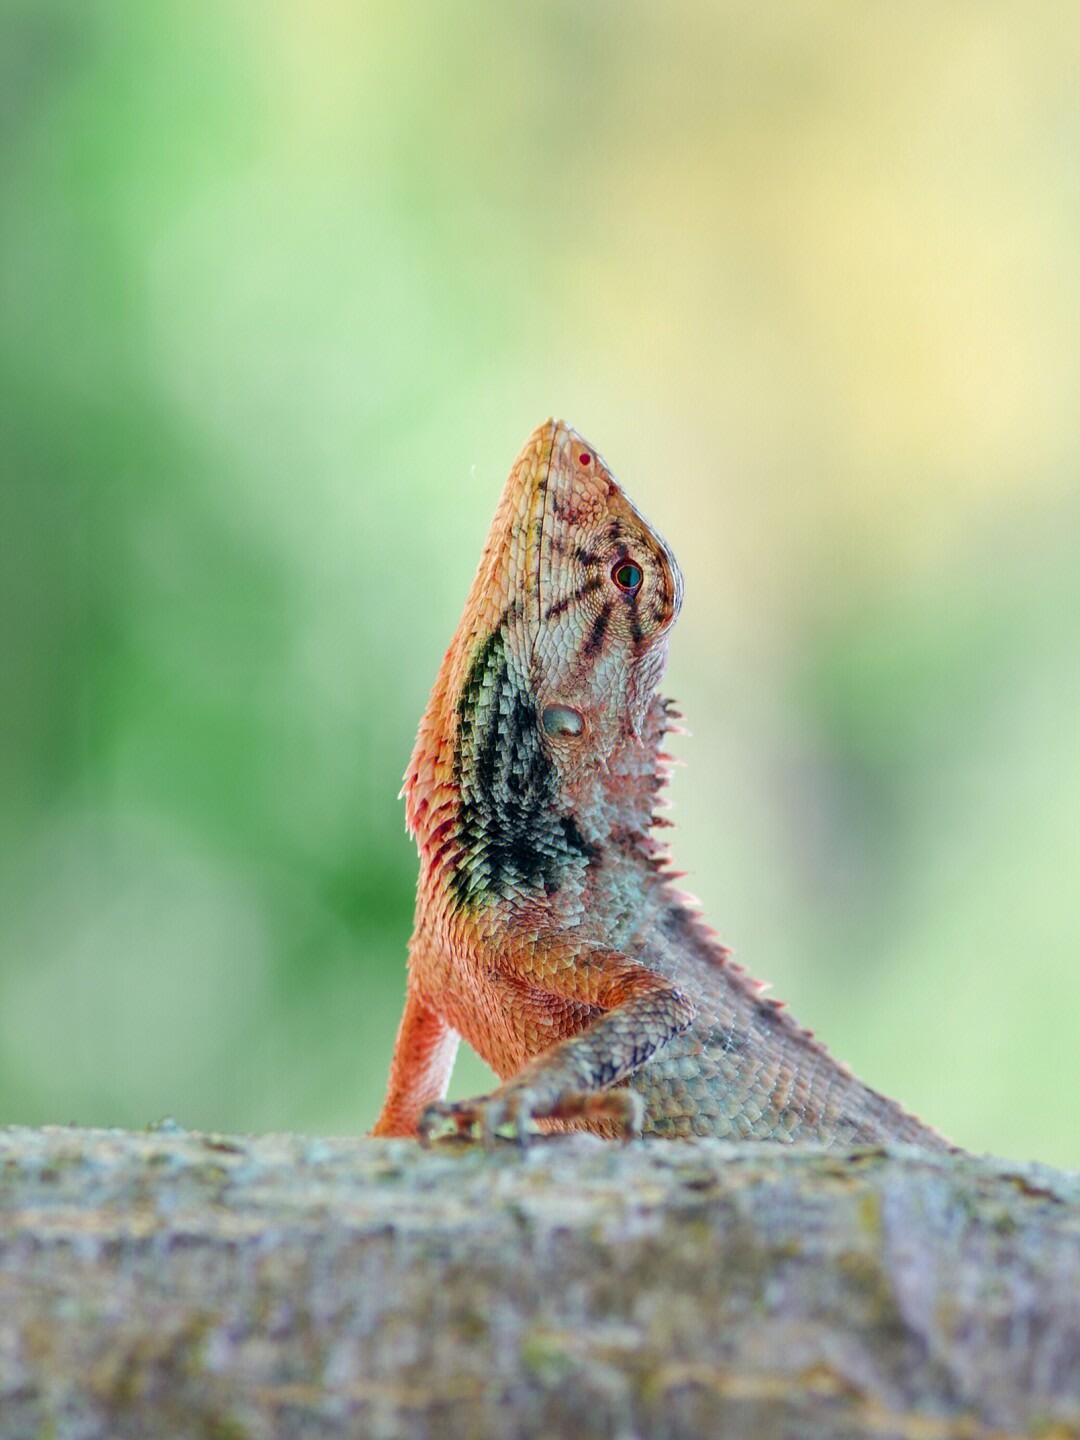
372;420;951;1149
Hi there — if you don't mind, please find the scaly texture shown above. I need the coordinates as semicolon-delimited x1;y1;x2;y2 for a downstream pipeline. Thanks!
373;420;950;1147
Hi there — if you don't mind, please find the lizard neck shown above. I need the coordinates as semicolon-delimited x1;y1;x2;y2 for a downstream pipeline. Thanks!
561;691;678;860
403;629;678;919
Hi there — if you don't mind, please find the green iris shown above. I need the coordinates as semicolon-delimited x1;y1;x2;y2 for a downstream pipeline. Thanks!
613;560;643;593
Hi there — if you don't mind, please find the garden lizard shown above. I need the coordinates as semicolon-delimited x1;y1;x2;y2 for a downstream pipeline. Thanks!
372;419;950;1149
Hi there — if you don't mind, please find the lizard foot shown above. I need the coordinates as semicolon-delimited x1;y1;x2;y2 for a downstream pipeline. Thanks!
418;1085;645;1149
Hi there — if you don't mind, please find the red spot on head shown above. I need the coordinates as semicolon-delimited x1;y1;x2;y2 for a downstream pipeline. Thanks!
578;451;592;467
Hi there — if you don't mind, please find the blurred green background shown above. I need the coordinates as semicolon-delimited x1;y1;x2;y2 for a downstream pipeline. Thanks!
2;3;1077;1165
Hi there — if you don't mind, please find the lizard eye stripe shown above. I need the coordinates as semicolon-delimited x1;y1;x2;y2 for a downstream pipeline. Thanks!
612;560;643;595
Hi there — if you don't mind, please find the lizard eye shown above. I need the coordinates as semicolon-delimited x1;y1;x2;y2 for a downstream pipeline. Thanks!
611;559;643;595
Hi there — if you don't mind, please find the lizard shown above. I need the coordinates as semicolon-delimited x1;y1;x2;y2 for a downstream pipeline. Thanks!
372;418;951;1150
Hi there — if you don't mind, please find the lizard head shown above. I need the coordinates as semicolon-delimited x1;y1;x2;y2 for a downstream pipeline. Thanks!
406;419;683;905
529;420;683;766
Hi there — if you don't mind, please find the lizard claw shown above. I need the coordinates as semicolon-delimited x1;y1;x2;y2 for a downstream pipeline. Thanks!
480;1092;534;1149
417;1093;534;1149
541;1085;645;1141
417;1099;478;1147
418;1085;644;1146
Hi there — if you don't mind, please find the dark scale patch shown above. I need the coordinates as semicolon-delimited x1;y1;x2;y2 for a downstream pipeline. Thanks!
609;825;645;856
626;1040;659;1071
451;629;597;909
628;608;645;653
576;545;601;567
660;903;698;938
582;602;612;658
543;576;604;621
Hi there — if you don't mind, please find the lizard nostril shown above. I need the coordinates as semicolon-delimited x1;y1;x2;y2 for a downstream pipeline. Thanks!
542;704;585;738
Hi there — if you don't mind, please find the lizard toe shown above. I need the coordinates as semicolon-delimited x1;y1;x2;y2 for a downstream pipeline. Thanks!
417;1099;477;1146
480;1092;533;1150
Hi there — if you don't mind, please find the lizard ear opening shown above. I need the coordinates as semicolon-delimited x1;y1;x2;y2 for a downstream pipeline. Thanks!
542;704;585;738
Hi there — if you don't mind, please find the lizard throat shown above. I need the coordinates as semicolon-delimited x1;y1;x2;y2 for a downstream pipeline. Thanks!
448;629;597;911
